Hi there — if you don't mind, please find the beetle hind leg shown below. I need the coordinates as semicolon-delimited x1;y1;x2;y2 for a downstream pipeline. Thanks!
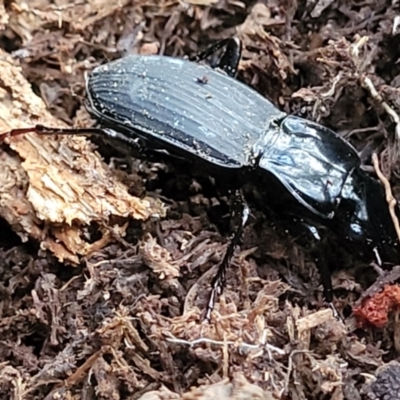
190;37;242;78
217;37;242;77
0;125;146;157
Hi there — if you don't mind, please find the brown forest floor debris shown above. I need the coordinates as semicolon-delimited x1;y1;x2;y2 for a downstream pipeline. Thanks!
0;49;165;263
1;0;400;399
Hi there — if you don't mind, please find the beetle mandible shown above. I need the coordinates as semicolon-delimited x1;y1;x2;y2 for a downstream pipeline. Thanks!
1;38;399;319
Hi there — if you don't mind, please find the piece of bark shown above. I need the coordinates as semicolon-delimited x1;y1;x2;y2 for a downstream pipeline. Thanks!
0;49;165;264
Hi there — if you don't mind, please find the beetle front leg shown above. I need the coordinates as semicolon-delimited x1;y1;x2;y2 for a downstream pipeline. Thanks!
316;253;341;320
314;246;334;304
308;231;341;319
288;221;340;318
204;189;250;321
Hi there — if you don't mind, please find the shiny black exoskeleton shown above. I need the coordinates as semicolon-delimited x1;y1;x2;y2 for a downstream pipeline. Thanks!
2;38;399;318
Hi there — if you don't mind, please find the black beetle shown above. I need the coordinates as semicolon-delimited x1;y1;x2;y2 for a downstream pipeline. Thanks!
1;38;399;319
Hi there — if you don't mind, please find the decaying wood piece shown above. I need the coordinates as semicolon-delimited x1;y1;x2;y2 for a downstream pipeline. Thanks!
0;49;165;263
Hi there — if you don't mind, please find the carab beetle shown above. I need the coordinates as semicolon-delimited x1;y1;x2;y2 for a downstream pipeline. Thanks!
1;38;399;319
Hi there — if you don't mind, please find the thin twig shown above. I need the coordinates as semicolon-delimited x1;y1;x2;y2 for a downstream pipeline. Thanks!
283;349;312;395
164;332;286;355
372;153;400;242
362;76;400;144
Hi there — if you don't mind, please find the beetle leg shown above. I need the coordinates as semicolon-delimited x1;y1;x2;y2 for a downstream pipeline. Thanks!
308;231;343;320
217;37;242;78
191;37;242;78
204;189;250;321
190;38;233;62
0;125;108;140
314;246;334;304
286;220;342;318
0;125;146;155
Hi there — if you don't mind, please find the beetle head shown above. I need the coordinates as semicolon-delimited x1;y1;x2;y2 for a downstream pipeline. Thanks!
339;169;399;266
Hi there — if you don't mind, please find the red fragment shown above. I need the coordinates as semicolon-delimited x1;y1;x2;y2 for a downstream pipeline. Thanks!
353;284;400;328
